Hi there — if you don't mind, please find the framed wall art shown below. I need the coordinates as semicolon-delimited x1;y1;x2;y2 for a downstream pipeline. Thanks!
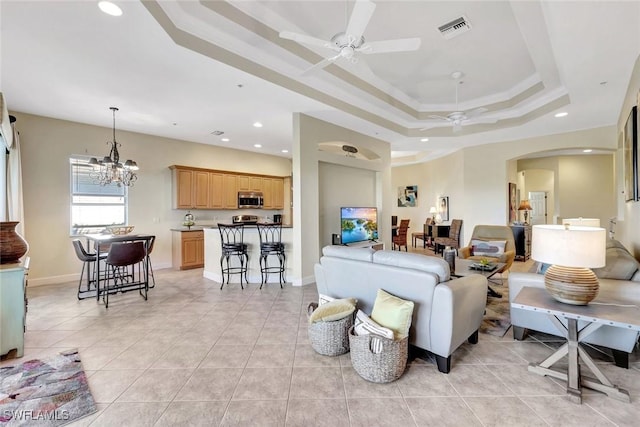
508;182;517;224
397;185;418;207
438;196;449;222
623;105;637;202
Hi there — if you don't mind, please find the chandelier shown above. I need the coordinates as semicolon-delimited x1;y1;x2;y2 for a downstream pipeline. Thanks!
88;107;138;187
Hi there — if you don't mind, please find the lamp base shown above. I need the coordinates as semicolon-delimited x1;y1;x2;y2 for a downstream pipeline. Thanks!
544;265;599;305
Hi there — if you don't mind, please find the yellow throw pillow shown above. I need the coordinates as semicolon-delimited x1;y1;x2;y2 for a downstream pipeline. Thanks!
308;297;357;323
370;289;414;339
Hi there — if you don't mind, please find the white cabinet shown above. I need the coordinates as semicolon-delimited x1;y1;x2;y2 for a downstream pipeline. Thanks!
0;260;28;358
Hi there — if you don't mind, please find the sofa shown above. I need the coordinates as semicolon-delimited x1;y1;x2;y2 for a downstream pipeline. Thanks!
314;245;488;373
509;239;640;367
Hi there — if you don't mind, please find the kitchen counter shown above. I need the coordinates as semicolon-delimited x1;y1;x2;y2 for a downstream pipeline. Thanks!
204;224;293;229
170;226;205;232
203;226;293;284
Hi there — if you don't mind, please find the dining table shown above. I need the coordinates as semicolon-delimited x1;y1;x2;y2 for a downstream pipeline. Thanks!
83;233;154;304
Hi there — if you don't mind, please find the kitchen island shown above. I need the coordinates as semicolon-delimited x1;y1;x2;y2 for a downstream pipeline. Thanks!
203;225;293;285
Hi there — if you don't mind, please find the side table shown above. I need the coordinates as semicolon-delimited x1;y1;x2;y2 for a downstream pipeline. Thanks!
512;287;640;403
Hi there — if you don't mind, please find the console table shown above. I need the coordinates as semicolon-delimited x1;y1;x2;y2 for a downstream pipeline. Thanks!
0;258;29;359
512;287;640;403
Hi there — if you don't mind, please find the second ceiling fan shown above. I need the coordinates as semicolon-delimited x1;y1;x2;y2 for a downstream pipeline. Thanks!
279;0;421;75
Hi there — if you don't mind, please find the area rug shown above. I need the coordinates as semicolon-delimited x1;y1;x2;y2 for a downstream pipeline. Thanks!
480;283;512;337
0;349;97;426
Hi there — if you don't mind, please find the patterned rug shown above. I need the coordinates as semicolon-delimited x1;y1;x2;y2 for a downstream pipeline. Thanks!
480;282;512;337
0;349;97;426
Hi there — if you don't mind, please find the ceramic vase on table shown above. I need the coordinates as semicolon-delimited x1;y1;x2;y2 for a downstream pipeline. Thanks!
0;221;29;264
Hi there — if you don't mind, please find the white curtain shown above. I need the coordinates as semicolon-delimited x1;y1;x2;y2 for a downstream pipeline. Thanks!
7;121;25;236
0;92;25;235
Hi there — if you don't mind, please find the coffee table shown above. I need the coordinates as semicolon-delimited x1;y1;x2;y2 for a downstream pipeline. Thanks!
512;286;640;403
452;258;506;298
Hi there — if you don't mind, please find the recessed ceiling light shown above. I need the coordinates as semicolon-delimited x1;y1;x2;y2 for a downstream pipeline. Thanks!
420;138;429;142
254;144;262;148
221;138;230;142
253;122;263;128
98;1;122;16
281;149;289;153
554;112;568;118
583;149;593;153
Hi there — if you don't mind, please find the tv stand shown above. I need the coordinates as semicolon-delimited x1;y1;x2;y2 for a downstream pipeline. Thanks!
342;241;384;251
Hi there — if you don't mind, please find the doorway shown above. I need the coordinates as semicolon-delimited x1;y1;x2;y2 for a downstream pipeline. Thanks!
529;191;547;225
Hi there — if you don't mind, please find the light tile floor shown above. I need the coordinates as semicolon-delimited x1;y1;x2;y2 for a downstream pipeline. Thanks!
2;263;639;426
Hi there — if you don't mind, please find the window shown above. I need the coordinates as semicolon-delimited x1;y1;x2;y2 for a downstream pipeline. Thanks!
70;157;127;235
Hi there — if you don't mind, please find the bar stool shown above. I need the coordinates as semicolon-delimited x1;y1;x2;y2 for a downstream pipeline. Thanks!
218;223;249;289
256;222;285;289
103;241;147;308
72;239;107;300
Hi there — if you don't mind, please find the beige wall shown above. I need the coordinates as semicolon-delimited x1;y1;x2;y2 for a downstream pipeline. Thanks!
294;114;392;285
392;126;618;246
13;112;291;284
517;169;554;224
616;54;640;257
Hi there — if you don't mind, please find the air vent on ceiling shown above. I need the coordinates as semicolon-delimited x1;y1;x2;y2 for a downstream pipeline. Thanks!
438;15;471;40
210;130;224;136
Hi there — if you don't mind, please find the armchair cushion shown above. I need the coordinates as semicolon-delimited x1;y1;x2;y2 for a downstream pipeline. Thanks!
470;239;506;257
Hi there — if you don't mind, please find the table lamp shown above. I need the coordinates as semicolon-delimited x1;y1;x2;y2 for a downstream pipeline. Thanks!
563;217;600;227
429;206;437;222
517;200;532;224
531;224;606;305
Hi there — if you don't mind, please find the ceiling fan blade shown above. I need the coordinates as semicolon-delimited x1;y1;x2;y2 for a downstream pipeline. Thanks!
301;54;340;76
465;107;488;118
346;0;376;41
360;38;421;54
428;114;450;121
466;117;498;124
279;31;335;50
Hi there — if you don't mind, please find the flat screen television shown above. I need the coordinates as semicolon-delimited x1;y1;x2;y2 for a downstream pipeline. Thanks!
340;207;378;244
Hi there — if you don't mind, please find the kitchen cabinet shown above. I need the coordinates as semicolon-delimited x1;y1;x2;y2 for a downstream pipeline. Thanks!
169;165;287;210
172;230;204;269
209;172;224;209
510;225;532;261
223;174;238;209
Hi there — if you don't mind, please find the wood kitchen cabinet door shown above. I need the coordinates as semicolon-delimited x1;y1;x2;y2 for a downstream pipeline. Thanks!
209;172;224;209
262;178;273;209
237;175;250;191
194;171;210;209
175;169;194;209
273;177;284;209
250;176;263;192
172;230;204;269
223;174;238;209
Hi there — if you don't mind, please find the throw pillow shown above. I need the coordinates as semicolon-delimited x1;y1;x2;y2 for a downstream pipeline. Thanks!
318;293;335;306
471;239;506;258
370;289;414;339
308;297;356;323
354;310;395;354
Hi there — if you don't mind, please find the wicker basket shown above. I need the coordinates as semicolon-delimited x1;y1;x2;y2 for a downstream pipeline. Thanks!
307;303;353;356
348;326;409;383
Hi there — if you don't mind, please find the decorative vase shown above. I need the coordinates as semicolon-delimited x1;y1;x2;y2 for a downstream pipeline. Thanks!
0;221;29;264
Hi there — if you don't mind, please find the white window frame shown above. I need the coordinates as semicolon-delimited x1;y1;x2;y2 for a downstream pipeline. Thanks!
70;156;128;235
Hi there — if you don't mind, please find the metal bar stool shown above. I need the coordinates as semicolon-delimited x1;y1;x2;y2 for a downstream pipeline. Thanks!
103;241;148;308
72;239;107;300
218;223;249;289
256;222;285;289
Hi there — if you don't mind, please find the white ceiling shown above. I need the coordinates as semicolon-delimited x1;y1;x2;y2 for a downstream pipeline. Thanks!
1;1;639;164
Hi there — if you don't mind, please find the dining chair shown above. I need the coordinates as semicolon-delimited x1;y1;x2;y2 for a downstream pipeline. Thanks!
145;235;156;288
256;222;285;288
72;239;107;300
103;241;147;308
392;219;410;251
434;219;463;254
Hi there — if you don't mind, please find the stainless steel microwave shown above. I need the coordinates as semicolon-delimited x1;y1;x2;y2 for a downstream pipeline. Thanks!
238;191;263;209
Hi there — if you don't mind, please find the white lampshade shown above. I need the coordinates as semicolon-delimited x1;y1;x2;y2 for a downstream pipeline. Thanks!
532;225;606;268
429;206;437;214
563;217;600;227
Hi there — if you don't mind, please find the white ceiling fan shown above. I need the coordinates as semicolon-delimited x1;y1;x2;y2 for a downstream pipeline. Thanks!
279;0;421;75
425;71;496;132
